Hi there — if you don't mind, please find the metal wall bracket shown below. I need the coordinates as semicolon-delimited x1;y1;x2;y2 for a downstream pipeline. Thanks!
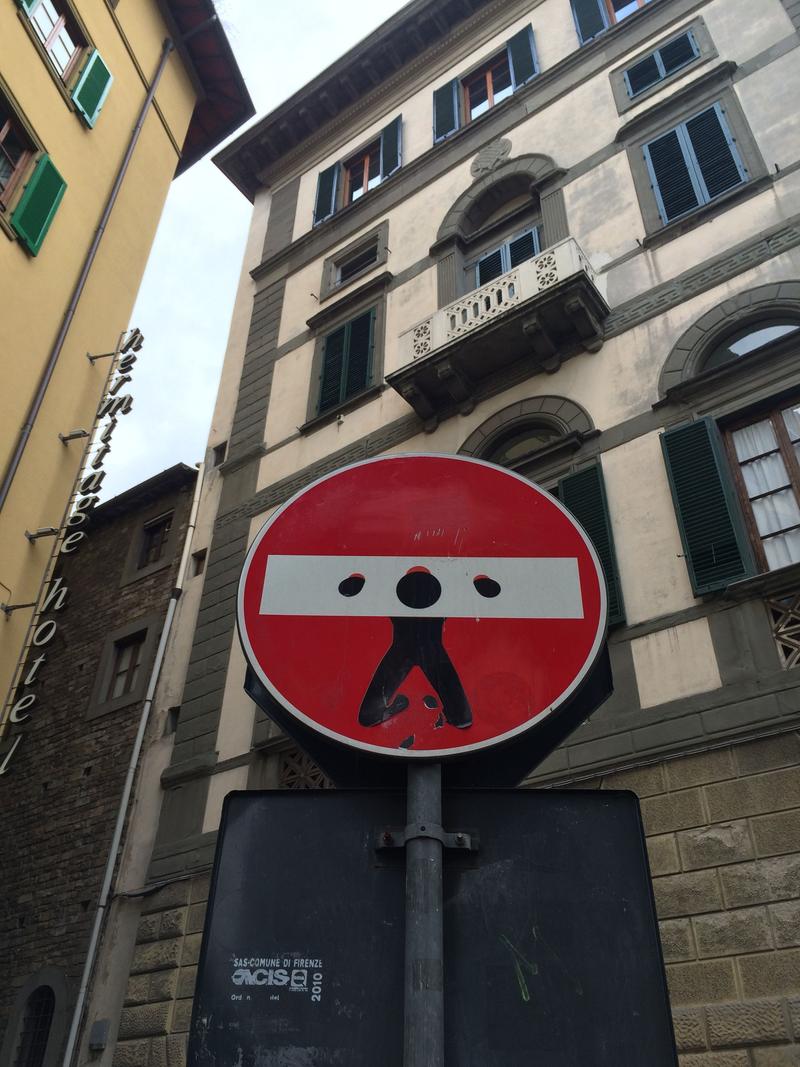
376;823;478;852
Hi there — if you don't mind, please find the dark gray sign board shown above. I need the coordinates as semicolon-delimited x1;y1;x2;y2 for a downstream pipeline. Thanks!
188;789;677;1067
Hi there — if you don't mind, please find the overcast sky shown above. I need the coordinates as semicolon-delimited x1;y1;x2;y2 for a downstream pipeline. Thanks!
102;0;409;499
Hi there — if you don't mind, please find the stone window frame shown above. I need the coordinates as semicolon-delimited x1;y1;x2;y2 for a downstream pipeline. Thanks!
302;273;390;431
618;64;768;242
609;16;716;115
319;220;389;302
658;282;800;595
432;153;569;308
0;968;68;1067
86;611;162;720
119;496;182;587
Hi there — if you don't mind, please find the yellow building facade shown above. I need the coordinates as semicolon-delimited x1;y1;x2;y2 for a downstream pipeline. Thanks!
0;0;253;753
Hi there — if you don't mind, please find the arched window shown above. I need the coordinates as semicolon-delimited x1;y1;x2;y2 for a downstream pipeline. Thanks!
702;321;800;372
13;987;55;1067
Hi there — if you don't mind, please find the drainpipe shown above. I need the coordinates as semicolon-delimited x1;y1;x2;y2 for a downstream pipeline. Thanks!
0;38;175;514
61;463;205;1067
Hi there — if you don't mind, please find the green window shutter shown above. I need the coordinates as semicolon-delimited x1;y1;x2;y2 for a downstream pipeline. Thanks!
319;325;346;413
17;0;37;11
11;154;66;256
571;0;608;44
507;26;538;88
72;50;113;127
433;79;459;143
684;104;747;200
344;309;375;398
661;418;755;595
558;464;625;627
380;115;402;178
313;164;338;225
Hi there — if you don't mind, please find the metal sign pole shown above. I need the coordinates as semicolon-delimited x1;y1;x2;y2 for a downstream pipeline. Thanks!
404;761;444;1067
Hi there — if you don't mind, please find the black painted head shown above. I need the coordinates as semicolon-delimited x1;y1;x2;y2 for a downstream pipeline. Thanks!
338;573;365;597
396;568;441;609
474;574;501;598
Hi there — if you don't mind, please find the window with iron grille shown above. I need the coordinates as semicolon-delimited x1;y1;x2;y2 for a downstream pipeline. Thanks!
13;986;54;1067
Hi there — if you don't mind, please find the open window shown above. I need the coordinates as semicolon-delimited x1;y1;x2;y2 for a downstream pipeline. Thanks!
572;0;651;45
433;26;538;142
313;117;401;225
0;100;35;210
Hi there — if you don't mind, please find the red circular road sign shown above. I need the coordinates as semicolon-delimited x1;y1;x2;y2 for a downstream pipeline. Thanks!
237;455;607;759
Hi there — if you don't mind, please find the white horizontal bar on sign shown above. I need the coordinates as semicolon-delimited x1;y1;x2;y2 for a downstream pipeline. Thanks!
258;555;584;620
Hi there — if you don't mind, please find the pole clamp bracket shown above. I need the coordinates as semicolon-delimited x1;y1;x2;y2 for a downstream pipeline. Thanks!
376;823;478;852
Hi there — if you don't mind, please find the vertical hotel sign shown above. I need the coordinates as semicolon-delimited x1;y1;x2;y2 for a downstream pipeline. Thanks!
0;329;142;775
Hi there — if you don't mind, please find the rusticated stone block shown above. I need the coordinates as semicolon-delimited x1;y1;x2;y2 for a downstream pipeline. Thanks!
159;908;187;939
181;933;203;967
667;959;737;1005
654;870;723;918
136;914;161;944
167;1034;187;1067
124;974;150;1007
672;1006;707;1051
707;998;788;1047
141;881;190;915
751;810;800;858
660;918;696;962
112;1040;149;1067
679;1050;750;1065
694;907;772;957
190;875;211;905
601;763;666;796
739;948;800;998
678;822;754;871
642;789;706;835
751;1046;800;1065
187;903;206;934
648;833;681;876
706;769;800;822
177;966;197;999
791;997;800;1038
771;901;800;948
131;938;183;975
734;733;800;776
147;1037;167;1067
667;748;736;790
148;969;179;1003
721;857;800;908
118;1003;171;1041
171;999;194;1034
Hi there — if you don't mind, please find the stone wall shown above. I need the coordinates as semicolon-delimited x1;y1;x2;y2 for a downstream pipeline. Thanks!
112;730;800;1066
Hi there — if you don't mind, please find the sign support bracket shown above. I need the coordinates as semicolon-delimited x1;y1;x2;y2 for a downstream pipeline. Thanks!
403;760;444;1067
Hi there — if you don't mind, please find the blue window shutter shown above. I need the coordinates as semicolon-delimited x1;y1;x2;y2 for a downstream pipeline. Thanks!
72;50;113;127
571;0;608;44
661;418;755;595
684;104;747;202
507;25;538;88
659;31;699;75
558;464;625;626
313;164;338;225
380;115;402;178
11;154;67;255
433;79;459;143
643;127;702;223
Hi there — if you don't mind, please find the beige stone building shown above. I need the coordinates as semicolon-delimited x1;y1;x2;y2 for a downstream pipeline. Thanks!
99;0;800;1062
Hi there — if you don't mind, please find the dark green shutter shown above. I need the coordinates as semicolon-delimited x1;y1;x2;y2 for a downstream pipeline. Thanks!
344;309;375;398
661;418;755;595
433;80;459;142
476;248;504;286
72;50;113;127
571;0;608;43
380;115;402;178
659;32;698;75
559;464;625;626
507;26;537;88
319;325;346;413
644;128;700;222
16;0;36;10
685;105;746;200
625;54;661;96
11;155;66;255
508;229;538;267
313;164;338;225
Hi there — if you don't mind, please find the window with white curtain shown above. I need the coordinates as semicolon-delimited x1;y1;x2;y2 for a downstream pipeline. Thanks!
726;402;800;571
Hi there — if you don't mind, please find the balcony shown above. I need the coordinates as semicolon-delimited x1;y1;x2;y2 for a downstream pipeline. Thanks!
388;238;609;423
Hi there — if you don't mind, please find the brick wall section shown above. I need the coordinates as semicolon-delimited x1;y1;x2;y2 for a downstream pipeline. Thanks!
0;473;195;1052
113;732;800;1065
